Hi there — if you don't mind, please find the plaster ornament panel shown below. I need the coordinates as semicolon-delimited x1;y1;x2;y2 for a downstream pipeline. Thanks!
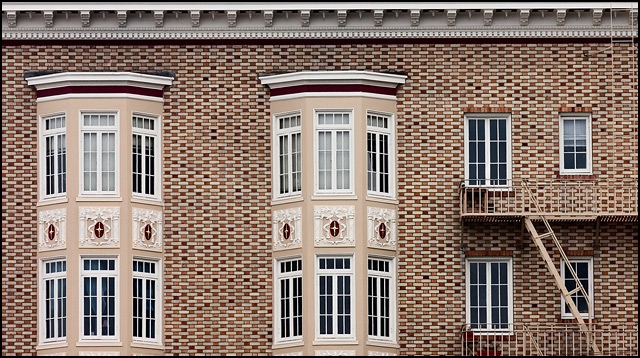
275;352;303;356
79;352;120;356
367;207;397;250
79;207;120;248
273;207;302;251
314;206;355;247
368;352;396;356
132;208;163;252
315;351;356;356
38;208;66;252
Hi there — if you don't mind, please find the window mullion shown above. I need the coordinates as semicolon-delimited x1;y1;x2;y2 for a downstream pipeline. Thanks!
288;133;294;195
331;131;337;192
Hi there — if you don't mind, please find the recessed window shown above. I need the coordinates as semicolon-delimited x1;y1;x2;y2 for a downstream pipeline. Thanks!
367;113;394;197
561;258;593;318
81;113;118;195
80;257;118;340
275;257;303;343
41;114;67;199
133;258;161;343
274;113;302;199
367;257;395;342
560;114;592;174
132;114;160;199
315;111;354;194
466;258;512;330
41;258;67;343
465;115;511;186
316;256;355;340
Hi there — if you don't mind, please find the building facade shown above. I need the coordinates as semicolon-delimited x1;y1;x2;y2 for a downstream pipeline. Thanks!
1;2;638;356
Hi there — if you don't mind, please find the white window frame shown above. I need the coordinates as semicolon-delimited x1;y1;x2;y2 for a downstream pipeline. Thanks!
367;256;396;344
79;111;120;197
132;257;162;344
39;113;67;201
315;255;356;341
273;111;303;200
79;256;120;342
465;258;513;331
561;257;594;319
464;114;512;187
274;256;303;344
366;111;396;199
132;112;161;201
559;114;593;175
313;109;355;196
39;257;67;345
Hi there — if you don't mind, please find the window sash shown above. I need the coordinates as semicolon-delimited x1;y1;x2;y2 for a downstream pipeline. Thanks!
42;115;67;198
132;133;156;197
561;117;591;173
317;130;351;192
276;258;302;342
81;258;117;340
466;117;509;186
277;132;302;196
468;261;510;330
367;131;390;194
562;260;592;317
317;257;354;339
81;114;117;195
43;260;67;342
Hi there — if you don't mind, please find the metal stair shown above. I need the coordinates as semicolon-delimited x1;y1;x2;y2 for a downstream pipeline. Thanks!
522;181;600;355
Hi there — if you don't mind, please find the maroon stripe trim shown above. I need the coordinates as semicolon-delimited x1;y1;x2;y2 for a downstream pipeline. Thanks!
270;84;397;97
36;86;164;98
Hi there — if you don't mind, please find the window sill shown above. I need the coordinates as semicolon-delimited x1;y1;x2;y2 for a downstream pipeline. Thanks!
131;341;164;350
272;340;304;349
366;195;398;205
76;196;123;202
272;195;304;205
313;339;358;346
366;340;399;348
556;174;595;180
37;197;69;207
131;196;164;206
311;195;358;201
77;341;123;347
36;342;68;350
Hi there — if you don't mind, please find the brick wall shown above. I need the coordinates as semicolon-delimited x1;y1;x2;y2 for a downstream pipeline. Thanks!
2;42;637;355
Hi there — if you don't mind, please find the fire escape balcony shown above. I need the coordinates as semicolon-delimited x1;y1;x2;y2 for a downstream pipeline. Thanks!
459;178;639;223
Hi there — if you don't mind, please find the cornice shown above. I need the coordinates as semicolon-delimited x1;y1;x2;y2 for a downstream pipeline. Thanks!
2;4;637;41
25;72;174;90
260;71;407;88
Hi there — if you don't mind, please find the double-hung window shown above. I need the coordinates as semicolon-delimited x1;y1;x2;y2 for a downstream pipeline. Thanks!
81;113;118;195
561;258;593;318
41;259;66;343
275;257;303;343
81;257;118;340
367;113;394;197
560;114;592;174
275;113;302;198
316;256;354;340
132;115;159;199
367;257;395;342
465;115;511;186
133;258;160;343
466;258;512;330
42;114;67;199
315;111;353;194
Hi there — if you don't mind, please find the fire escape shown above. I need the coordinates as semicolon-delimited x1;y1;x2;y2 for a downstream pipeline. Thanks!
459;6;638;356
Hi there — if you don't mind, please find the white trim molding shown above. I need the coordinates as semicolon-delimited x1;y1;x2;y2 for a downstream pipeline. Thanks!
273;207;303;251
38;208;66;251
132;208;163;252
25;72;174;91
315;350;356;356
367;207;397;250
79;207;120;248
314;206;355;247
260;71;407;90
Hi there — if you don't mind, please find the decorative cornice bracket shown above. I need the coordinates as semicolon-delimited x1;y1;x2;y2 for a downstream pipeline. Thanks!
410;9;420;26
519;9;530;26
374;9;383;26
447;9;457;26
592;9;603;26
7;11;17;27
80;11;90;27
227;10;237;27
483;9;494;26
117;10;127;27
154;10;164;27
43;10;54;27
190;10;200;27
337;10;347;27
264;10;273;27
556;9;567;26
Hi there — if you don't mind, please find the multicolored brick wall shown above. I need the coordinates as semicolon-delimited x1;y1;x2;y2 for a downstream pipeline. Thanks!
2;42;637;355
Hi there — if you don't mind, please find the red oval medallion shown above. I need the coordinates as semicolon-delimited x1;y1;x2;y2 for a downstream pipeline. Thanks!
282;223;291;240
144;224;153;241
47;224;56;240
378;223;387;239
94;222;105;239
329;220;340;237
